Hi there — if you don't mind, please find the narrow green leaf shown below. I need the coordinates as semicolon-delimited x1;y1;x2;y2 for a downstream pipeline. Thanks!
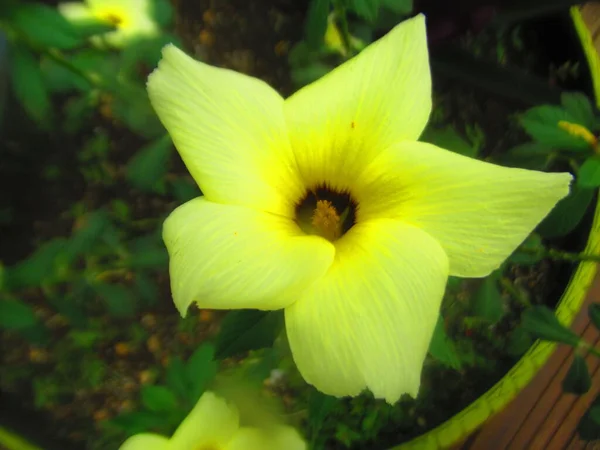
111;82;164;138
215;310;284;359
589;303;600;331
563;354;591;395
126;135;172;193
507;326;533;357
109;411;165;434
140;385;178;412
170;178;201;203
498;142;554;170
305;0;331;49
428;315;461;369
8;3;83;49
9;45;52;128
6;239;68;289
561;91;595;130
348;0;380;22
134;273;159;307
471;276;505;324
308;390;339;435
380;0;412;14
520;105;590;151
62;211;110;264
420;125;478;157
509;233;544;265
521;306;580;347
166;357;189;400
93;283;136;317
0;299;39;329
536;185;594;238
186;344;217;402
578;157;600;188
291;62;333;88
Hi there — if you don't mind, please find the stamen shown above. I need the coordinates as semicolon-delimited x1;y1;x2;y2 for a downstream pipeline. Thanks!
311;200;342;242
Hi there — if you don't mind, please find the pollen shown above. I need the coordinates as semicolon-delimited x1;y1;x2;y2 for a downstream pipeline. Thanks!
311;200;342;242
558;120;598;149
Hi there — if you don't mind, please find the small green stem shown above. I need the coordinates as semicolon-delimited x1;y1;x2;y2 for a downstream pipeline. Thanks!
587;345;600;358
6;22;103;89
332;0;353;58
500;277;531;307
520;247;600;263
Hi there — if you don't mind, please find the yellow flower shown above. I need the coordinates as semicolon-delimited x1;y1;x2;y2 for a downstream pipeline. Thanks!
59;0;159;48
147;15;572;403
119;391;306;450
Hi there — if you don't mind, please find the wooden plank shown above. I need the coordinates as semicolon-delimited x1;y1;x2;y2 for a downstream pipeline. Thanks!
458;273;600;450
524;325;600;449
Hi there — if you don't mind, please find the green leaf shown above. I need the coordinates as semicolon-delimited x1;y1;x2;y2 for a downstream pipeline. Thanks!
561;91;595;130
578;157;600;188
133;273;159;306
0;299;39;329
7;3;83;49
562;354;591;395
126;135;172;193
380;0;412;14
308;390;339;435
9;45;52;128
166;357;189;400
498;142;554;170
62;92;98;135
520;105;590;151
215;310;284;359
126;247;168;269
305;0;330;49
186;344;218;402
6;239;68;289
140;385;178;412
589;303;600;331
421;125;478;158
521;306;580;347
578;401;600;440
109;411;165;434
471;276;505;324
348;0;380;22
170;178;201;203
61;211;110;264
536;185;594;238
291;62;333;88
149;0;174;27
111;82;164;138
509;233;544;265
428;315;461;369
507;326;533;357
93;283;136;317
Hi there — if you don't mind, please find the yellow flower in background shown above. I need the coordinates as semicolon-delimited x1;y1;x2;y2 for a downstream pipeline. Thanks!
119;391;306;450
59;0;159;48
147;15;572;403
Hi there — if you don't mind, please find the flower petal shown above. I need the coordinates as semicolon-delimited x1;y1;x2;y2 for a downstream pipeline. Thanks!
170;391;239;449
147;45;304;217
284;14;430;190
285;219;449;403
356;141;573;277
58;2;94;24
164;197;335;315
226;426;306;450
118;434;169;450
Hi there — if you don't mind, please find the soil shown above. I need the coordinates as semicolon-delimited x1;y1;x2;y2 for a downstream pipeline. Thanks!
0;1;595;450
